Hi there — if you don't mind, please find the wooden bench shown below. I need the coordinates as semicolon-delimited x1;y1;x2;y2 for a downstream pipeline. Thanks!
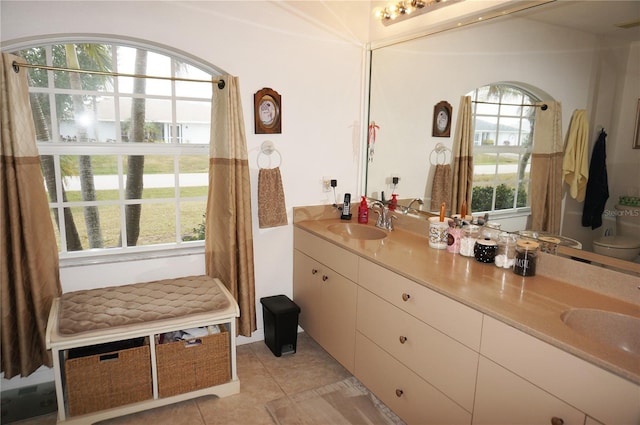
45;275;240;424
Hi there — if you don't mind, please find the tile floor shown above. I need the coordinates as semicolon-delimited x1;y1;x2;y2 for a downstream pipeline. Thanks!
13;332;352;425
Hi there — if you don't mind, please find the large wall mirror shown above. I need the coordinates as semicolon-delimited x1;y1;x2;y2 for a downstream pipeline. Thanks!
365;0;640;271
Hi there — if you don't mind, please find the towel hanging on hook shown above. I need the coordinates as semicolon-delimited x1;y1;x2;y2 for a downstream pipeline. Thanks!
257;140;282;169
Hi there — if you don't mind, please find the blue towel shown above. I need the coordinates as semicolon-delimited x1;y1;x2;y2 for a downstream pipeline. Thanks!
581;130;609;229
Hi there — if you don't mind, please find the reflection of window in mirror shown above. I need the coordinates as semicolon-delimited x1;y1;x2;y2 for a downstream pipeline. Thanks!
468;84;541;217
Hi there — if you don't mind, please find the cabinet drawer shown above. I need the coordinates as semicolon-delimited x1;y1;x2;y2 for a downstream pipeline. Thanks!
294;227;358;281
481;316;640;425
473;356;585;425
357;287;477;412
359;258;482;350
355;332;471;425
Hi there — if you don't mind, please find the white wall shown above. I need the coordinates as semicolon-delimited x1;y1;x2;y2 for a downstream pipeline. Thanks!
0;0;369;388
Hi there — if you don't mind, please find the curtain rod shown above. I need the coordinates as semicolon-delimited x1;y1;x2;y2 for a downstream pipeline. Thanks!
11;61;226;89
472;100;548;110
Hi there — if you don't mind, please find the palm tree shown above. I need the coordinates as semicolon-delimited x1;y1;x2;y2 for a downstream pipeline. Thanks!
124;49;147;246
64;44;104;248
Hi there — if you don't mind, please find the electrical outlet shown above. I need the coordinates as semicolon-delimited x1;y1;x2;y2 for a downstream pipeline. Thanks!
322;177;332;192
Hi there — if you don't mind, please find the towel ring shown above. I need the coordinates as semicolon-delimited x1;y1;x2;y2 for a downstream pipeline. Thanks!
257;140;282;169
430;143;450;165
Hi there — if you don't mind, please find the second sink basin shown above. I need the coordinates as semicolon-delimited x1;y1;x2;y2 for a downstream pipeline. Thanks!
327;223;387;240
561;308;640;356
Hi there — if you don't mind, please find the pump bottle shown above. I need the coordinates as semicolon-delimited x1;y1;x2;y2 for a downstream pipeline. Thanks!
358;196;369;224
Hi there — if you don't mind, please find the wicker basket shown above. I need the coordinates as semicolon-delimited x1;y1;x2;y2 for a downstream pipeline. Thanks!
65;344;152;416
156;326;231;398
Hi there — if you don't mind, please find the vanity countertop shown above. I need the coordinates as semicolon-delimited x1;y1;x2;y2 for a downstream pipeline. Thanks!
294;217;640;385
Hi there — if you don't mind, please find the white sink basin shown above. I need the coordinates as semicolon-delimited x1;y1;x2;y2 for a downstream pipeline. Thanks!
561;308;640;356
327;223;387;240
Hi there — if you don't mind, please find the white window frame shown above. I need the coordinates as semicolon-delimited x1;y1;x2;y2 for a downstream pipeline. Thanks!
468;83;540;219
10;39;222;265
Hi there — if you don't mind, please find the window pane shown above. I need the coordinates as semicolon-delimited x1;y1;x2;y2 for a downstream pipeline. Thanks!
176;100;211;144
17;47;49;88
119;98;172;143
53;44;113;91
180;201;207;241
179;155;209;197
67;205;122;250
495;182;516;210
137;203;176;245
175;61;211;99
31;93;53;141
64;155;120;201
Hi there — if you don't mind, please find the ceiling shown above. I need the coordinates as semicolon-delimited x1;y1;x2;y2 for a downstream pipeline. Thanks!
512;1;640;43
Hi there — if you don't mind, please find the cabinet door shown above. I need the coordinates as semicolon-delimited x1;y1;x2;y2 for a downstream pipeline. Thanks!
473;356;585;425
355;332;471;425
293;249;356;372
293;250;323;338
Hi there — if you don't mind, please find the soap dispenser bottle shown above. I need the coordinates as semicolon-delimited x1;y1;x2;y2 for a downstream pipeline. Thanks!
358;196;369;224
389;194;398;211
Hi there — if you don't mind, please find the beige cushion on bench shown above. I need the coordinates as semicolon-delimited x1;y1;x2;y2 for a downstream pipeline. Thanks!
57;275;231;336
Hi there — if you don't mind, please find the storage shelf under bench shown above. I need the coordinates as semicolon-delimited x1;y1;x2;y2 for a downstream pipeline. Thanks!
45;276;240;424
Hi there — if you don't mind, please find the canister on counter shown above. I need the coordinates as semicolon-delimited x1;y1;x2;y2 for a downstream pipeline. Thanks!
460;224;480;257
513;240;539;276
474;238;498;263
538;236;561;255
495;232;518;269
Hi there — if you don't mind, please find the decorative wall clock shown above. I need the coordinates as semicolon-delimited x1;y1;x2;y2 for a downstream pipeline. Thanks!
254;88;281;134
433;100;452;137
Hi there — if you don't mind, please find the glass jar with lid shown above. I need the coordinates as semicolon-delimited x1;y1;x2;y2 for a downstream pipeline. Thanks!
513;240;539;276
460;224;480;257
495;232;518;269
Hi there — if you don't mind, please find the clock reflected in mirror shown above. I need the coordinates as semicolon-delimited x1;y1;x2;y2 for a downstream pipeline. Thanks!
432;100;452;137
254;88;282;134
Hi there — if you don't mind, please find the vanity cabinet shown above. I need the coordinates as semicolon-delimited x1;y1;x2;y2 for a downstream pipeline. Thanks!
357;259;481;409
292;224;639;425
293;228;357;372
478;316;639;425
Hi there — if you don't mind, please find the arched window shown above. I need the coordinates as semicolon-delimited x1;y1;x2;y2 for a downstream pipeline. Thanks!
10;41;220;260
467;83;540;216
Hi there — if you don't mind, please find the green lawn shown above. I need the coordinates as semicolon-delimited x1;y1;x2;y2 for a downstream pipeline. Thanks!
62;154;209;175
53;186;207;250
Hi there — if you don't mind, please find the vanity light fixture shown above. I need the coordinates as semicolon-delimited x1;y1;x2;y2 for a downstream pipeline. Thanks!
374;0;462;25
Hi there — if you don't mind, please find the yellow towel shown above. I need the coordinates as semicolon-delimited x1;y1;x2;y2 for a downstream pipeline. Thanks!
258;167;288;228
562;109;589;202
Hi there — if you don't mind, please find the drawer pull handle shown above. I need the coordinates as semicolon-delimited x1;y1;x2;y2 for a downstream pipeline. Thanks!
399;336;407;344
311;269;318;275
550;418;564;425
395;389;404;397
401;293;410;302
322;275;329;281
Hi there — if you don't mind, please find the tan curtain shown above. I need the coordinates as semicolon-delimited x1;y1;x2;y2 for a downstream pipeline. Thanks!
450;96;473;216
530;101;563;233
205;76;256;337
1;54;61;378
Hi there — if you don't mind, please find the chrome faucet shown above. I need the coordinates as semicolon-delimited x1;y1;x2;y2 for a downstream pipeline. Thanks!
371;201;395;231
403;198;424;215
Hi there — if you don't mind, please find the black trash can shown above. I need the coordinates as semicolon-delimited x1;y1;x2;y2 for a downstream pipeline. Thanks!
260;295;301;357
